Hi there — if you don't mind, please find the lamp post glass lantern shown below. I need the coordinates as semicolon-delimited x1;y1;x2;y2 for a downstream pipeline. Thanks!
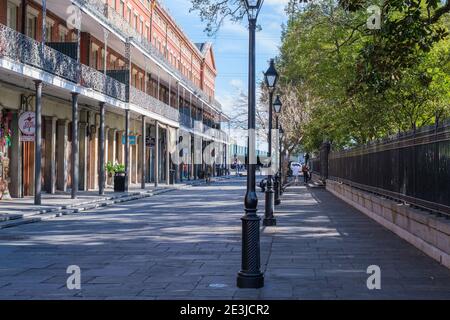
274;95;283;205
237;0;265;289
273;95;282;113
263;59;278;227
264;59;278;88
243;0;264;19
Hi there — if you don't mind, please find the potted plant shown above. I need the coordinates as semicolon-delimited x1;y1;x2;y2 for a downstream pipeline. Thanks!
110;163;126;192
105;161;115;178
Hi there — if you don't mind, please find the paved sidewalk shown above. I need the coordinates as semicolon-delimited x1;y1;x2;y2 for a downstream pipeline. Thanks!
0;177;230;228
0;177;449;299
0;184;158;215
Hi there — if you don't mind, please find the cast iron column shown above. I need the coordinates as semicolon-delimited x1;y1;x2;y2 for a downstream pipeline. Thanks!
237;17;264;289
71;93;79;199
99;102;105;195
166;127;170;185
280;118;284;195
141;116;146;189
34;81;42;205
263;90;276;226
274;115;281;205
155;121;159;187
124;109;130;192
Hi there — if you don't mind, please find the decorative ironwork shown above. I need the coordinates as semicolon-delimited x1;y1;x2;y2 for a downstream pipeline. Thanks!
74;0;106;17
129;86;179;122
105;5;136;39
75;0;222;112
0;24;79;83
321;121;450;217
179;112;192;129
81;64;127;101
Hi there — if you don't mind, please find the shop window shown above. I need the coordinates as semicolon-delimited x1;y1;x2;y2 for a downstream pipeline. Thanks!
0;111;13;200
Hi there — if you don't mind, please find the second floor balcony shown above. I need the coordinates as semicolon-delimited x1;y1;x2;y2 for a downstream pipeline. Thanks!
0;23;127;101
0;22;227;137
74;0;221;113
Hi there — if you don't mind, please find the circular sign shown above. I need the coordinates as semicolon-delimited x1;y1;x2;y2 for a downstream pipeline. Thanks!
19;112;36;135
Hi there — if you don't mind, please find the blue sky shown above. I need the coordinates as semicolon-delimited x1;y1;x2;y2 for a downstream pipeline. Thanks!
162;0;289;116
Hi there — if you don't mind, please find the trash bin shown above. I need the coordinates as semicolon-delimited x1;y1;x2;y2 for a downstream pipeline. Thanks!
114;172;127;192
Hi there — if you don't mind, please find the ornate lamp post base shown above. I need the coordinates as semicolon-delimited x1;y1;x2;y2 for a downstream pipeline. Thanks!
274;175;281;205
263;177;276;226
237;207;264;289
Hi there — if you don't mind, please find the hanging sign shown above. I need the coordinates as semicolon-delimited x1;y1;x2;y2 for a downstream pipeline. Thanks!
122;135;137;145
19;112;35;142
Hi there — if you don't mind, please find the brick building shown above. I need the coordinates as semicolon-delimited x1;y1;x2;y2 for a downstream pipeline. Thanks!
0;0;230;202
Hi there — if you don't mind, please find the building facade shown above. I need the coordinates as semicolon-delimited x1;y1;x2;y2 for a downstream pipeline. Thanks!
0;0;230;202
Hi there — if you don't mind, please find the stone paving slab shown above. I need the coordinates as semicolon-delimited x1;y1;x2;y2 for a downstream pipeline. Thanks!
0;177;449;300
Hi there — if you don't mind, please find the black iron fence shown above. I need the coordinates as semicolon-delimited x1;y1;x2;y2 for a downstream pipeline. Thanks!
314;121;450;216
311;158;320;174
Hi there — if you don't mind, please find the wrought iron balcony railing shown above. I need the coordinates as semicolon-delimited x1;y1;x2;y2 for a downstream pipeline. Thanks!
0;23;79;83
81;64;127;101
74;0;221;111
130;86;179;122
0;23;128;102
0;21;221;126
179;112;193;129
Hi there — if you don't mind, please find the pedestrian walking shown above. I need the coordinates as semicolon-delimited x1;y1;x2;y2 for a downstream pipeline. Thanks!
302;163;309;184
292;164;300;185
205;165;212;184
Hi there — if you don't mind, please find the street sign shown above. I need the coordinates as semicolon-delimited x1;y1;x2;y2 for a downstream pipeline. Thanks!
122;135;137;145
18;111;35;141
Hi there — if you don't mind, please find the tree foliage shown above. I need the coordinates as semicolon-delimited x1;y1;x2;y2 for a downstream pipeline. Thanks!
190;0;247;35
278;0;450;152
189;0;450;153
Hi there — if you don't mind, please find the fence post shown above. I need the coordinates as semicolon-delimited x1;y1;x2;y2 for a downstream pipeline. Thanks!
319;142;331;183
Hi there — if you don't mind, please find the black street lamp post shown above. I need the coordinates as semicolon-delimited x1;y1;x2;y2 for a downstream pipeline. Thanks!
279;125;285;196
263;59;278;227
237;0;264;289
273;96;283;205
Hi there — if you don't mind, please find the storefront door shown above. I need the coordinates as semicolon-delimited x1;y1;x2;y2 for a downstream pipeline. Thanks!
22;141;34;196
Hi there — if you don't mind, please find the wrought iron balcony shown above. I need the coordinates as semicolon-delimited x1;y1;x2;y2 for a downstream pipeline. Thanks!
0;23;129;102
74;0;222;112
81;65;127;101
130;86;179;122
179;112;192;129
0;23;79;83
